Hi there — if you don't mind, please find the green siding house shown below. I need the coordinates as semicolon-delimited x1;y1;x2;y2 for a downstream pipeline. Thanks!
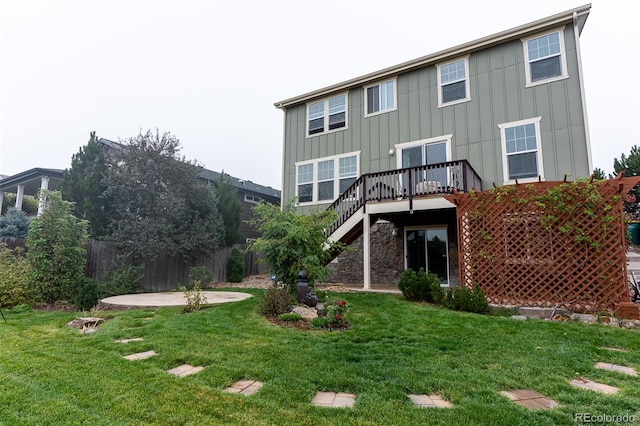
274;4;593;289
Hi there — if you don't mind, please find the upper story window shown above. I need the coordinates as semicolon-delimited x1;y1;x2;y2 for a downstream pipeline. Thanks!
295;151;360;205
307;93;347;136
437;56;470;107
364;79;396;117
244;194;262;204
498;117;544;183
522;28;568;86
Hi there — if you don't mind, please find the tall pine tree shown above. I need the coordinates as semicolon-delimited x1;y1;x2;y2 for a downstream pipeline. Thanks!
59;131;110;238
213;172;242;246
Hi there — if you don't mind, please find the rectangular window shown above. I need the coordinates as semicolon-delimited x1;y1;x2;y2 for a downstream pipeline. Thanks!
244;194;262;204
523;29;568;86
295;152;360;204
306;93;347;136
437;56;470;107
499;117;543;183
364;79;396;116
297;163;313;203
317;160;334;201
338;156;357;193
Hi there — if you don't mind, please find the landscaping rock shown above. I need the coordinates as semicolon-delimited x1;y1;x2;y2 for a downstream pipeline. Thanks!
621;319;640;329
510;315;527;321
570;314;597;323
66;317;104;329
292;306;318;321
518;307;570;319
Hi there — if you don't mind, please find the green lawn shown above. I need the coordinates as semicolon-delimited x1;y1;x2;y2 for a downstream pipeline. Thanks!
1;290;639;425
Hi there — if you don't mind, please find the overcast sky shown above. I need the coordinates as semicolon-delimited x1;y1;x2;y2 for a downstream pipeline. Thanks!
1;0;638;190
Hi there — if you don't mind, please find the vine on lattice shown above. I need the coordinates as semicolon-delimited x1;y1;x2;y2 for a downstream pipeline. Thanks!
450;179;630;313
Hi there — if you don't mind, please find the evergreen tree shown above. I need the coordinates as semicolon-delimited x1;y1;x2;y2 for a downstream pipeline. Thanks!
59;131;110;238
0;208;30;238
212;172;242;246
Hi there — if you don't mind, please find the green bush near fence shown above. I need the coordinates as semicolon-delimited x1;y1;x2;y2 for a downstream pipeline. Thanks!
227;247;245;283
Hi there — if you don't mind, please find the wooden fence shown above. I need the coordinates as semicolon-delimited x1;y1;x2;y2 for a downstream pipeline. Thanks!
446;177;640;317
1;239;266;292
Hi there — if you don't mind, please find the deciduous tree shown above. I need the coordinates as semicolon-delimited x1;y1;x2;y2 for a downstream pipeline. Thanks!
104;129;223;262
248;199;344;287
26;191;89;309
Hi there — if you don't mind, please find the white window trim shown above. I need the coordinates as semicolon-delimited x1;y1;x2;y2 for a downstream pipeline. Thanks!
244;194;262;204
394;135;453;169
295;151;361;206
305;92;349;138
363;77;398;118
522;26;568;87
436;55;471;108
498;116;544;184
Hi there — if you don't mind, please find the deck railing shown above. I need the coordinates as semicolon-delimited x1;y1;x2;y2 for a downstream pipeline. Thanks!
327;160;482;234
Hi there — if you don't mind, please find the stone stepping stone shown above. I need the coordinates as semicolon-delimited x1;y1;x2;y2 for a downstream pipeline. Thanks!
167;364;204;377
311;391;356;408
500;389;559;410
123;350;157;361
570;378;618;395
595;362;638;376
408;394;453;408
115;338;144;343
224;380;263;396
598;347;628;353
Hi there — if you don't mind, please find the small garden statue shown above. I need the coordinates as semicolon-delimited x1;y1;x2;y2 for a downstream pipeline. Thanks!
295;270;318;307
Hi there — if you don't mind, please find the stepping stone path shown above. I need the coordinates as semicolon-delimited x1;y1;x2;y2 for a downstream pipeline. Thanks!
595;362;638;376
408;394;453;408
224;380;263;396
167;364;204;377
311;391;356;408
115;338;144;343
123;350;157;361
500;389;559;410
599;347;629;353
570;378;618;395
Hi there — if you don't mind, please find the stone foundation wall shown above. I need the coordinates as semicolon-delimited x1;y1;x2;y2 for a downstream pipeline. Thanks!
326;221;404;284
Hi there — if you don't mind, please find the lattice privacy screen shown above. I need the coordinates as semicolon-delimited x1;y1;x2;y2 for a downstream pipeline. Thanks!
447;178;639;313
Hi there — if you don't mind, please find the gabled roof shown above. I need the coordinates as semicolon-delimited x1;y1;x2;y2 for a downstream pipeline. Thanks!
0;168;64;194
199;169;281;199
274;4;590;109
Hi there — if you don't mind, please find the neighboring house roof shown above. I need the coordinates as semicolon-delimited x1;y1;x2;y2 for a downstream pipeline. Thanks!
0;168;64;195
274;3;590;109
95;137;280;199
199;169;281;199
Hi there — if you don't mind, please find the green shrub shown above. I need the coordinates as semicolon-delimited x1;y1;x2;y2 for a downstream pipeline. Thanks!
73;278;99;311
430;281;445;305
227;248;244;283
398;268;439;302
10;304;33;313
0;245;35;308
26;191;89;309
181;280;207;313
443;286;489;314
311;317;329;328
259;286;293;316
97;259;143;298
278;312;302;322
189;266;214;288
324;299;350;327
